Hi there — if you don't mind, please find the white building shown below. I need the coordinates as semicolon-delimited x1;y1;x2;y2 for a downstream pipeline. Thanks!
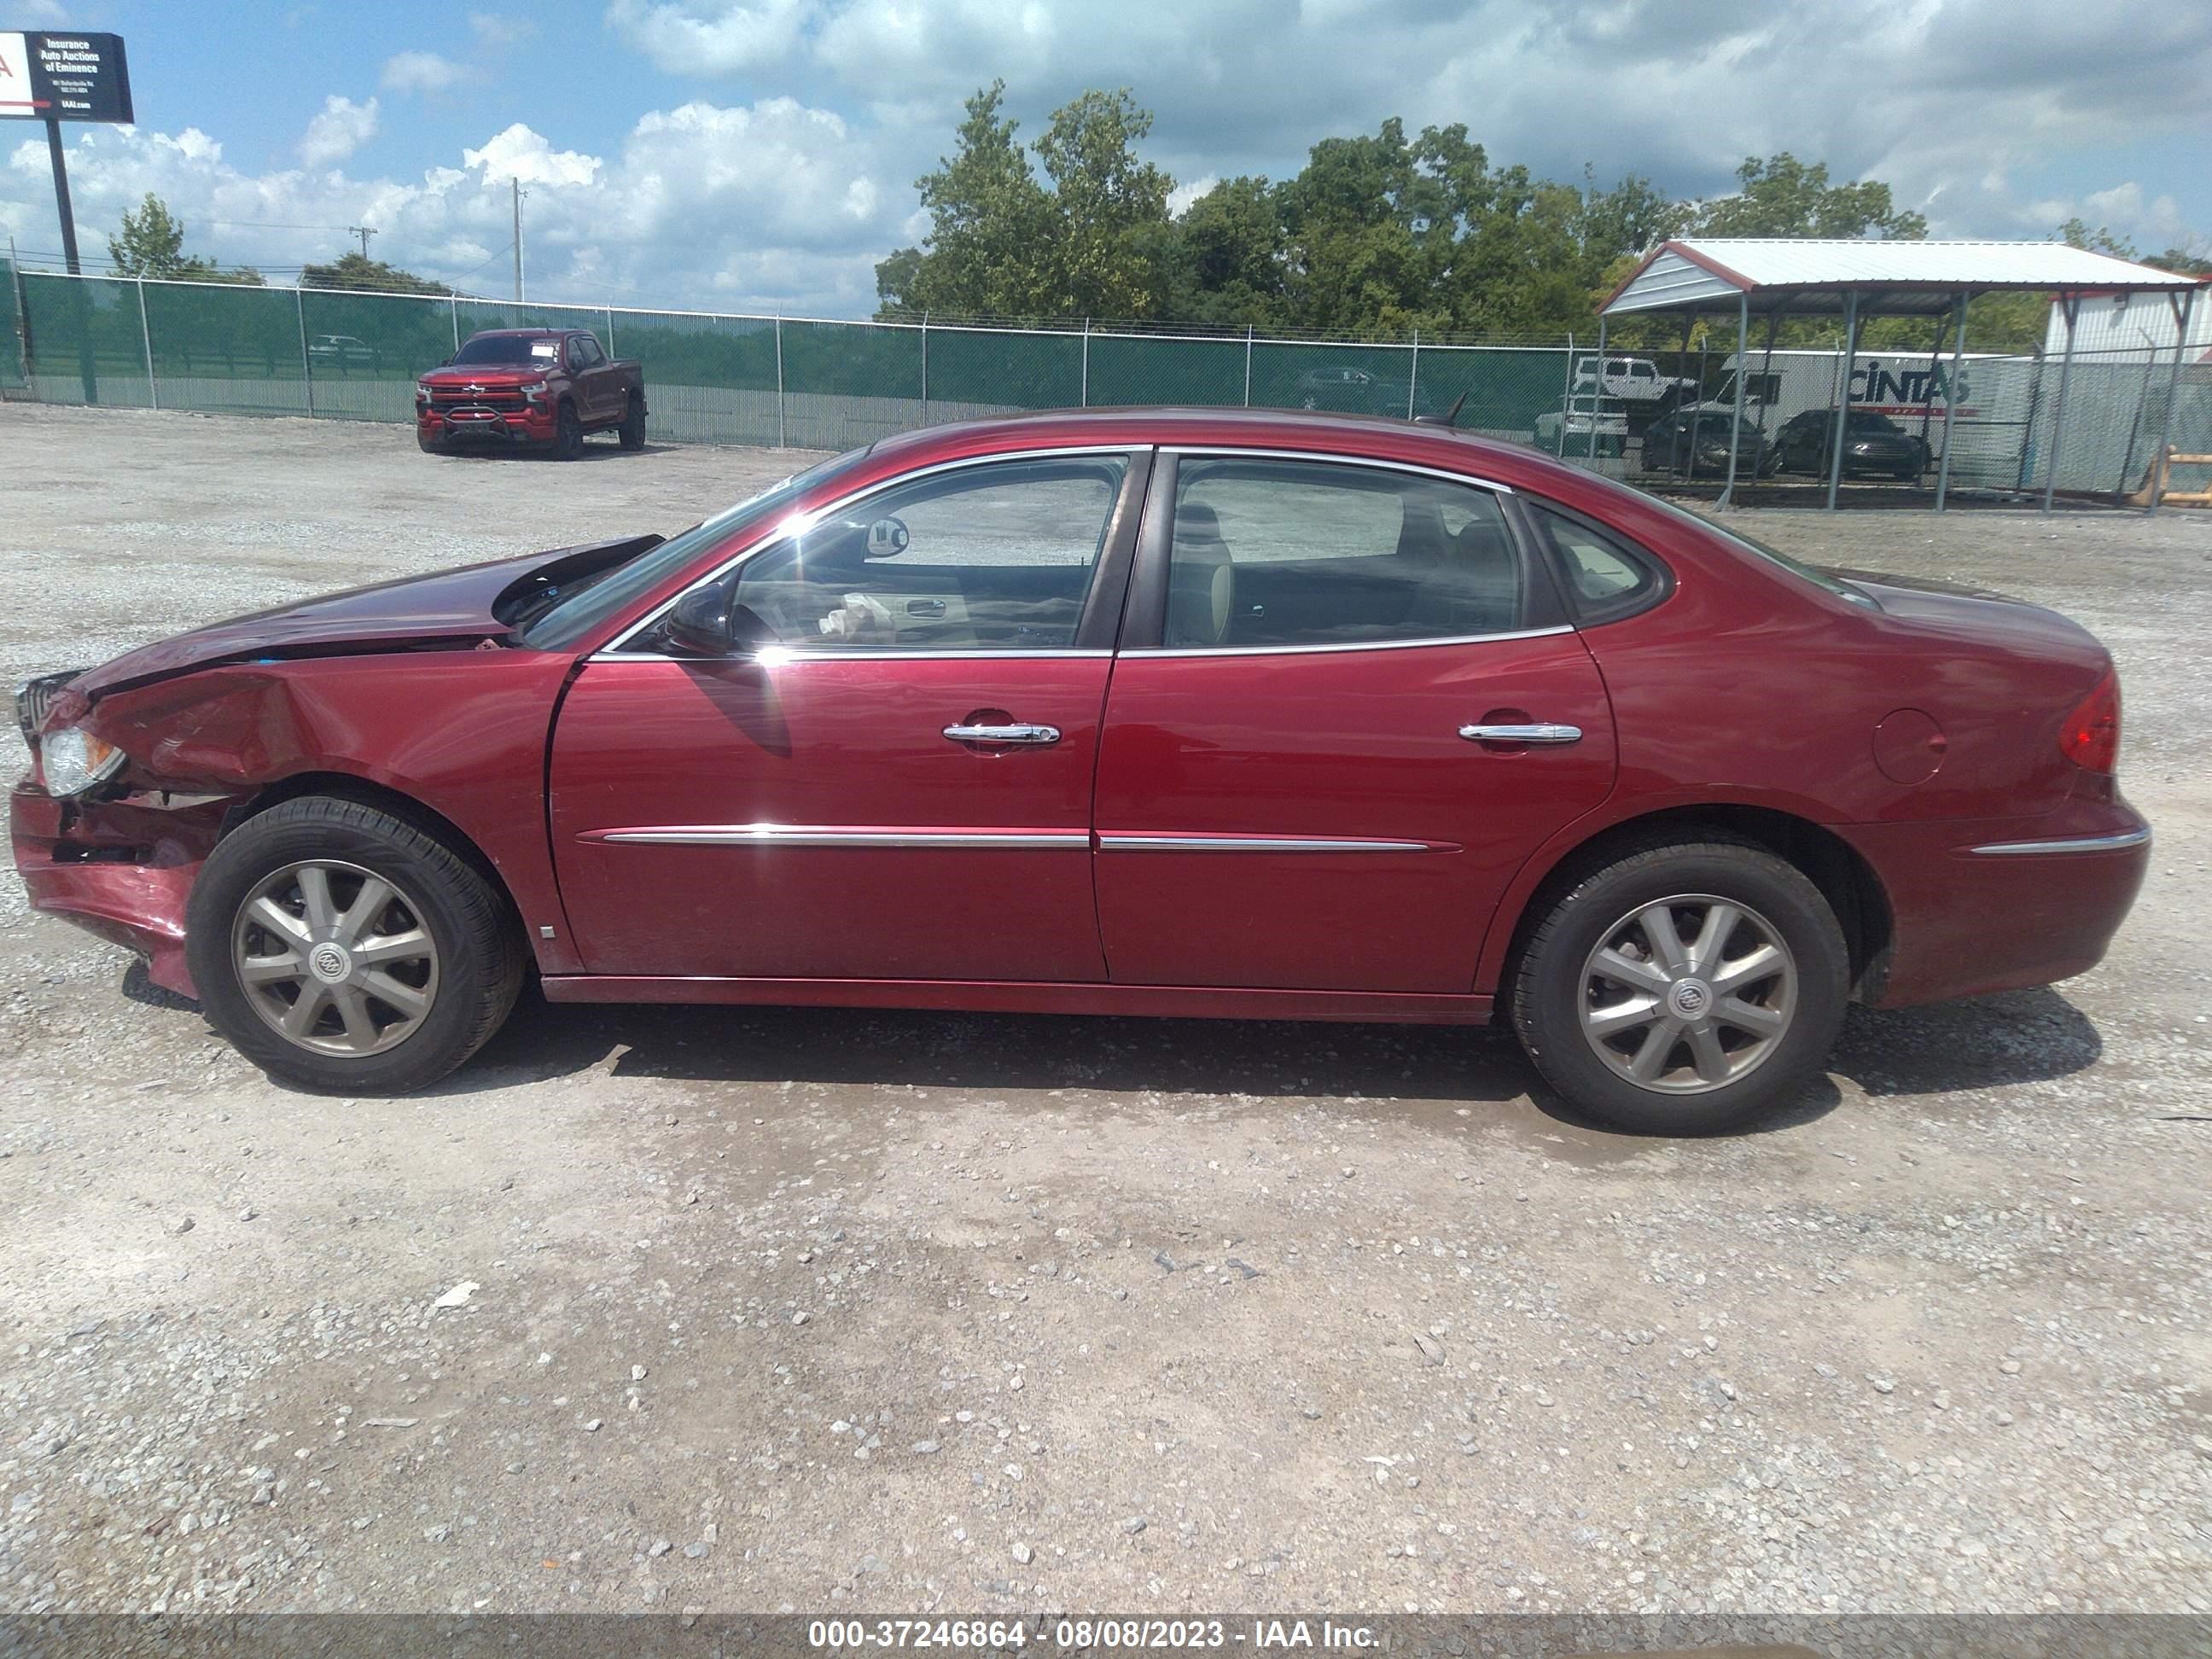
2043;281;2212;360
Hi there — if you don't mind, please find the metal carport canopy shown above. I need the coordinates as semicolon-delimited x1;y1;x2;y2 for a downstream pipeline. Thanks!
1593;238;2202;515
1602;238;2198;317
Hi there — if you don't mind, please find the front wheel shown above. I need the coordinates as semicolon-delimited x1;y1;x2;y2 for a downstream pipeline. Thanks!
184;796;527;1094
550;401;583;461
1510;838;1849;1134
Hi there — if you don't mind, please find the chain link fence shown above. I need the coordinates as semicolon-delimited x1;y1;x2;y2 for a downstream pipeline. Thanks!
0;266;1580;449
3;262;2203;505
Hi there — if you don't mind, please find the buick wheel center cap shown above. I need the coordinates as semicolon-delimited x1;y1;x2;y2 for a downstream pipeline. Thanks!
1670;978;1712;1018
309;943;352;984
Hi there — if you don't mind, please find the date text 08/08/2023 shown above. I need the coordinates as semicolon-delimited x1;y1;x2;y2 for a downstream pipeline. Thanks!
806;1618;1380;1650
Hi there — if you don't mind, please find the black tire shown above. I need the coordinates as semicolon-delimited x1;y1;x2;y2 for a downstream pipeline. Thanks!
551;401;583;461
185;796;527;1094
618;392;646;451
1509;835;1848;1134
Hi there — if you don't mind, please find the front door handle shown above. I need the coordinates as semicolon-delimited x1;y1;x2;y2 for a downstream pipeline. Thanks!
1458;723;1582;746
944;722;1062;747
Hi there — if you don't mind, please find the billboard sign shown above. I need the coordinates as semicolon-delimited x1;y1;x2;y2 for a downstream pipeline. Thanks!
0;32;133;124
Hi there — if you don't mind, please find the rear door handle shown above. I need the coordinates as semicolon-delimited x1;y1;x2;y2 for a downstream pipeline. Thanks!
1458;723;1582;745
944;722;1062;746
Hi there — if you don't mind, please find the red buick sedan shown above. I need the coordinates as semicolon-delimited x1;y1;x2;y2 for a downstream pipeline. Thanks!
11;410;2148;1132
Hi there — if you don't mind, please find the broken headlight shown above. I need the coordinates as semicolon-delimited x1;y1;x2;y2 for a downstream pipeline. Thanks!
38;726;126;798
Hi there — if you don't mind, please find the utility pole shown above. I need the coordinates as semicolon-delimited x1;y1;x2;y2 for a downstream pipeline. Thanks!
511;179;525;303
347;225;376;259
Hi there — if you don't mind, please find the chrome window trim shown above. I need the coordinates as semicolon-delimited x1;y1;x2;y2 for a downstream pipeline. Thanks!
588;648;1115;665
1122;624;1573;660
1098;834;1447;853
1965;826;2151;857
591;825;1088;849
597;444;1146;659
1157;445;1517;495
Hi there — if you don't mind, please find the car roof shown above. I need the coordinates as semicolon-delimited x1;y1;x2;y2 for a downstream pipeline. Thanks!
463;328;575;340
864;405;1622;499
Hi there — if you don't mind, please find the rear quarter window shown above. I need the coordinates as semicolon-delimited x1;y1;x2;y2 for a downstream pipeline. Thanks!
1529;504;1671;626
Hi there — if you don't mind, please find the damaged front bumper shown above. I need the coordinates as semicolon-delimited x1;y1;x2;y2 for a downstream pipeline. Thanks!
10;780;232;998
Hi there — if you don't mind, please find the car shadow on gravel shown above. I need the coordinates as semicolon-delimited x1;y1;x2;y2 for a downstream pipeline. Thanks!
449;990;1850;1150
1826;988;2102;1097
453;983;2100;1136
462;989;1540;1110
428;441;661;462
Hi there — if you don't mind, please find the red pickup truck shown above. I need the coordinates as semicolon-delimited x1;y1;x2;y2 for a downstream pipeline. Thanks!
416;329;647;459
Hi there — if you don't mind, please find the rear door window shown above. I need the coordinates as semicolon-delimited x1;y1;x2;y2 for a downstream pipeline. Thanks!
1156;457;1528;649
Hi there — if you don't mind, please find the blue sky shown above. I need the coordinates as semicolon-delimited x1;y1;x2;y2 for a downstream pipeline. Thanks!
4;0;2206;317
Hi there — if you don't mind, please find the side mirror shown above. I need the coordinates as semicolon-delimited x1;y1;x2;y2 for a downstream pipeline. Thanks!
666;583;778;657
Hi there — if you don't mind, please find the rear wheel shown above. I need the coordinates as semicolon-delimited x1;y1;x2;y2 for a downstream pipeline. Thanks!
185;797;527;1094
1510;837;1848;1134
618;392;646;451
551;401;583;461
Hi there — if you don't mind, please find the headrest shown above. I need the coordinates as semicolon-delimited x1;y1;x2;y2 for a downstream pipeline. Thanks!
1174;500;1225;544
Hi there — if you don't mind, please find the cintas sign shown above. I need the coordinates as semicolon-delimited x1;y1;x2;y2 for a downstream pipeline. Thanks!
0;31;134;125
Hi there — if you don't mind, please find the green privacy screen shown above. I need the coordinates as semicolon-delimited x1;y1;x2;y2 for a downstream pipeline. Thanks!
0;259;24;389
4;271;1589;457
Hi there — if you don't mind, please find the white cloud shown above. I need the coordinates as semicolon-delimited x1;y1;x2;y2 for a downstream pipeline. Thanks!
18;0;67;24
3;97;900;316
463;124;602;189
1167;175;1217;217
296;96;380;170
7;0;2206;319
381;50;472;96
615;0;2212;252
469;12;537;49
608;0;818;73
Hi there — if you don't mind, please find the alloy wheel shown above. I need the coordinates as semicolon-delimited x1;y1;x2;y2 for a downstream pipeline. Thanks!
1576;893;1797;1095
230;859;440;1057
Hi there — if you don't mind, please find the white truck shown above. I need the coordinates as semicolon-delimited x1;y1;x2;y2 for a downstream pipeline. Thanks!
1570;355;1701;406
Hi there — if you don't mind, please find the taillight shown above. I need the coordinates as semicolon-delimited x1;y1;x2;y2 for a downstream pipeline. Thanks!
2058;668;2121;773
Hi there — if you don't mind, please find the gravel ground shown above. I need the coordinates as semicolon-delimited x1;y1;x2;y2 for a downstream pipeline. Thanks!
0;403;2208;1617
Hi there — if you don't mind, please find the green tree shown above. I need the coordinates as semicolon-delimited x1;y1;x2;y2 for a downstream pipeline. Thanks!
106;193;264;285
1033;89;1173;318
107;193;189;276
876;80;1059;318
1691;154;1927;240
1155;175;1288;328
2054;216;2136;259
300;251;451;294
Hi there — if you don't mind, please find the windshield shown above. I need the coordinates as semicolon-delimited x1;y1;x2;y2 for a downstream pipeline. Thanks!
451;335;564;367
518;447;876;649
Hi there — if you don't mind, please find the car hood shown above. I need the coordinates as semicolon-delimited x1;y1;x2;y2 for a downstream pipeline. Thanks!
419;364;549;387
63;535;664;705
